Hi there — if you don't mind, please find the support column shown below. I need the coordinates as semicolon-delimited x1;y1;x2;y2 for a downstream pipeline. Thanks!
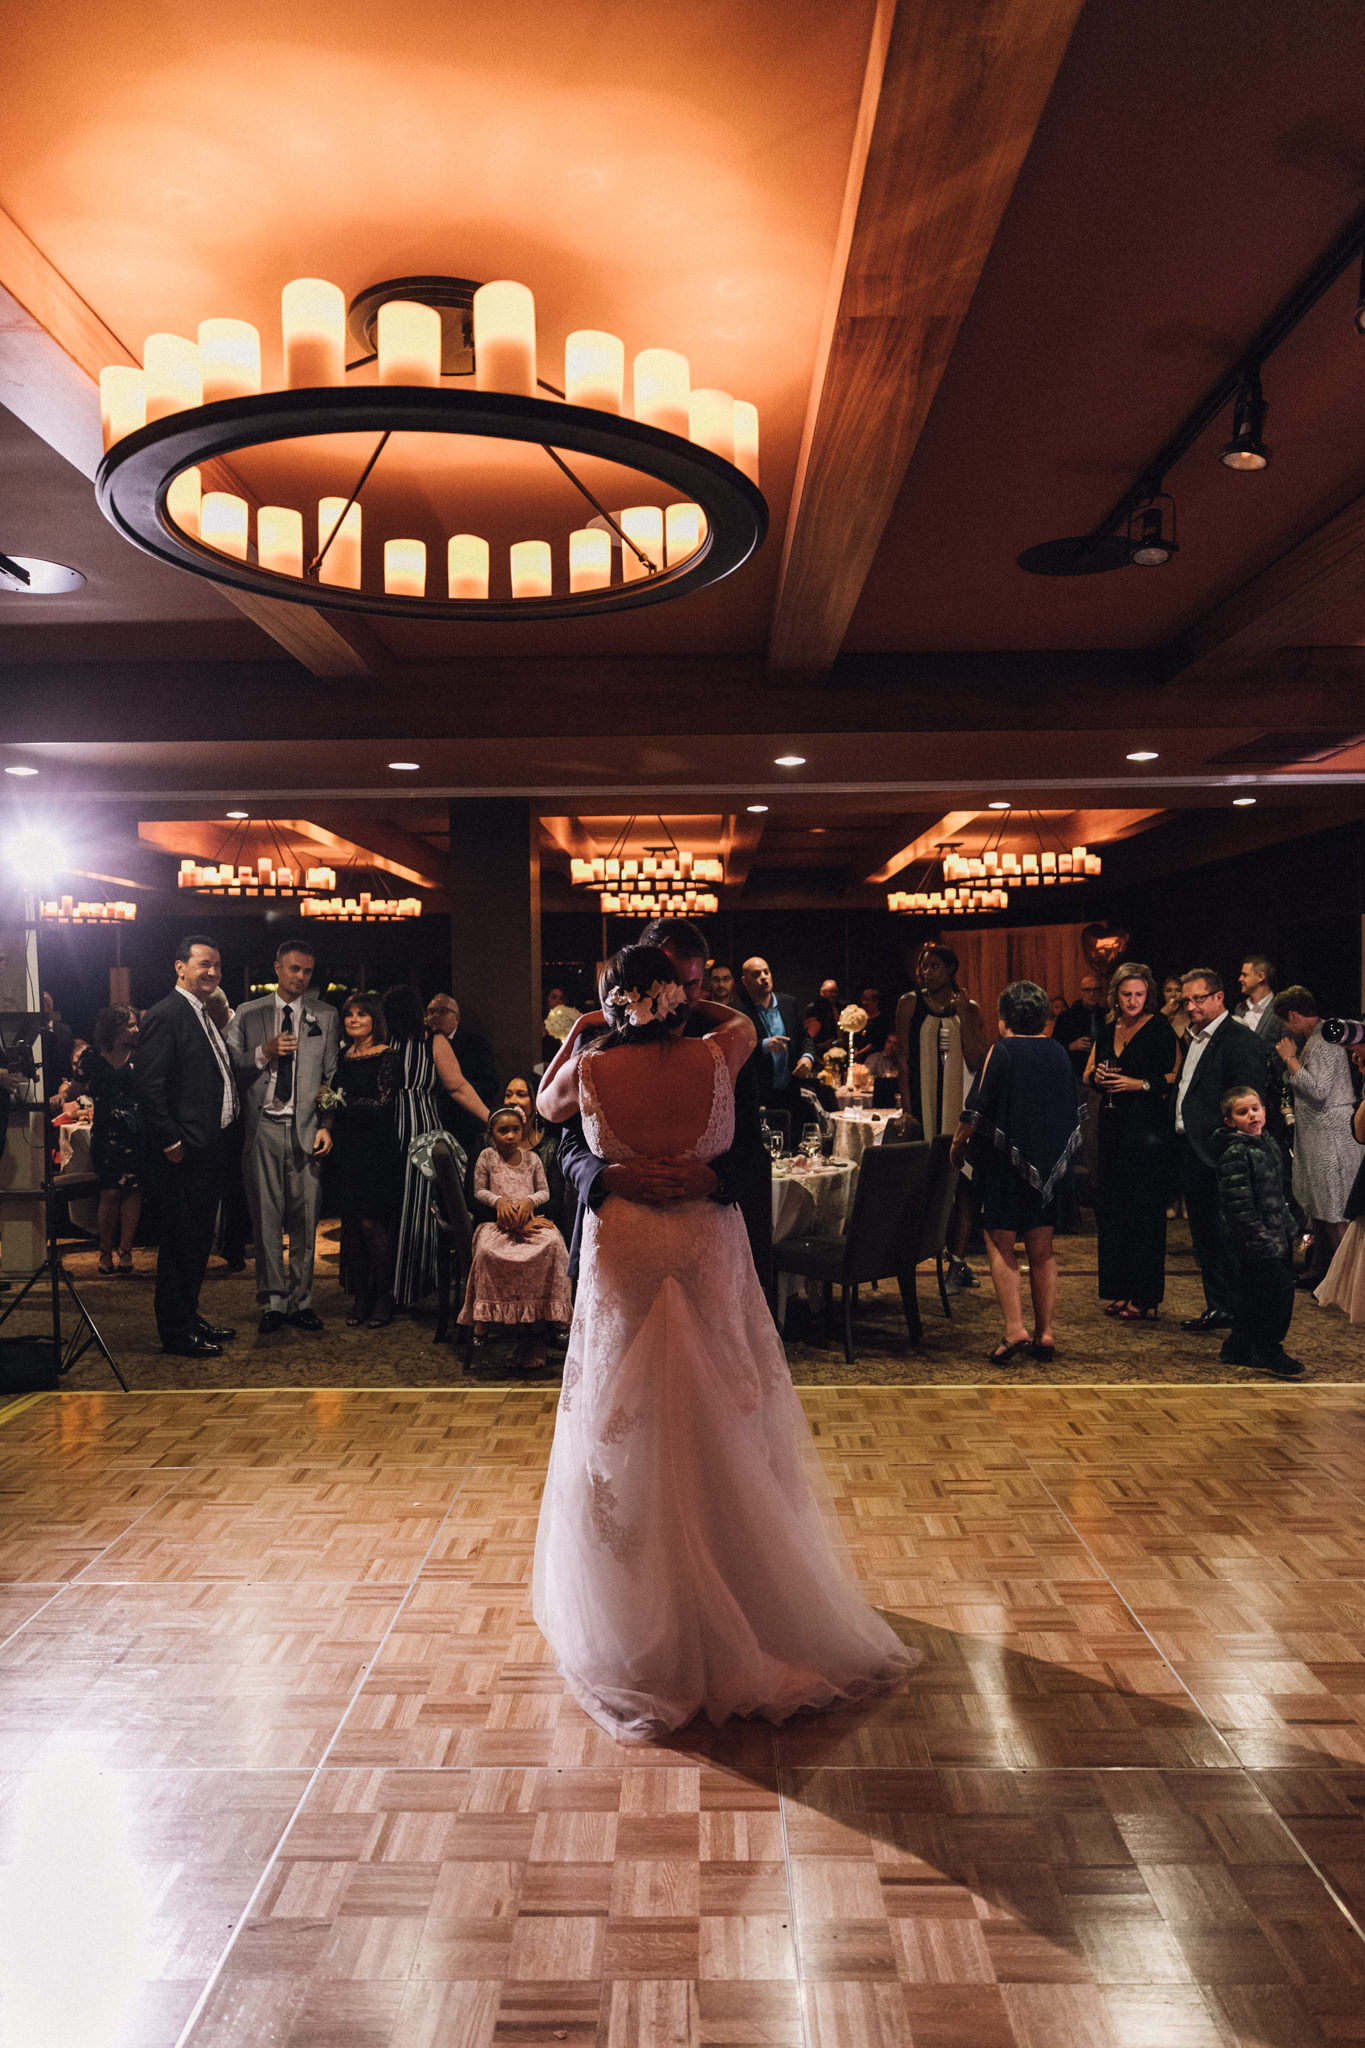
448;798;542;1086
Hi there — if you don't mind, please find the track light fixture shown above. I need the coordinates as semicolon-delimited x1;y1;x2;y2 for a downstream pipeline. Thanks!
1219;370;1270;471
1127;494;1178;567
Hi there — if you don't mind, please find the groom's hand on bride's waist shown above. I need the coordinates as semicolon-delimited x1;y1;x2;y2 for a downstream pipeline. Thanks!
600;1157;719;1204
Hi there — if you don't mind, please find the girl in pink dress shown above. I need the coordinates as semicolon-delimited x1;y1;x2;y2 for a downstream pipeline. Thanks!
458;1107;572;1366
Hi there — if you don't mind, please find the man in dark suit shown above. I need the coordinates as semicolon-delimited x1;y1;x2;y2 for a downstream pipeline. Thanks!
553;917;772;1293
736;956;815;1124
135;934;241;1358
1174;965;1271;1332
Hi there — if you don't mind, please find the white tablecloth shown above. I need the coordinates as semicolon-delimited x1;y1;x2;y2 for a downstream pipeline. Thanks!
828;1109;896;1167
771;1160;856;1244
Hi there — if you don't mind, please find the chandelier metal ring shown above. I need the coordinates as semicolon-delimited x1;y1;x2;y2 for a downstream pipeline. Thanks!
95;386;768;622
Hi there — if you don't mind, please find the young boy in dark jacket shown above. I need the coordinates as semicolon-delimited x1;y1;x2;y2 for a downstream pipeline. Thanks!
1212;1085;1302;1378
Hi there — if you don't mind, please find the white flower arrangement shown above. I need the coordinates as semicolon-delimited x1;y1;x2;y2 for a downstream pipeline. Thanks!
838;1003;869;1035
604;979;688;1029
316;1083;346;1111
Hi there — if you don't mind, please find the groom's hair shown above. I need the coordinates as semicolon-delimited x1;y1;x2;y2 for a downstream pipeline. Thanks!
639;916;707;959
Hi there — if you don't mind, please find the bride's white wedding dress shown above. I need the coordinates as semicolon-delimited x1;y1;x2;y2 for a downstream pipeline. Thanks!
533;1036;917;1741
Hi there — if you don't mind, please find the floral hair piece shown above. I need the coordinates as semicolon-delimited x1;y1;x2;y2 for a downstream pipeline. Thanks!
604;978;688;1029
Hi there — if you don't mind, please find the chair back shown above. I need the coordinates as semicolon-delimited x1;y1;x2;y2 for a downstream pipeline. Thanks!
841;1140;933;1285
903;1133;958;1265
430;1137;475;1265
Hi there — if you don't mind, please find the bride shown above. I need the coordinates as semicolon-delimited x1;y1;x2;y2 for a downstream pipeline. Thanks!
535;942;916;1742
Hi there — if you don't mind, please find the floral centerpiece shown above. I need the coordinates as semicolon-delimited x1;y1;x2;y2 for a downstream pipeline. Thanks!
837;1003;868;1071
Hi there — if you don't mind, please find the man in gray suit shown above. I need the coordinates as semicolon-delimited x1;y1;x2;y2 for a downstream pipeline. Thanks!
225;937;340;1334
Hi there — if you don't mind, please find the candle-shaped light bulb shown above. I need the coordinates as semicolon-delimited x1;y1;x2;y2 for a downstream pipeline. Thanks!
317;498;362;588
509;540;552;598
564;330;623;411
143;333;201;420
733;401;759;483
200;491;248;558
665;502;705;565
198;318;261;403
688;388;735;464
99;367;146;449
569;528;611;592
165;466;202;540
378;300;441;386
474;281;536;395
257;506;303;578
633;348;689;435
447;534;489;599
619;506;663;584
282;278;345;387
384;537;426;596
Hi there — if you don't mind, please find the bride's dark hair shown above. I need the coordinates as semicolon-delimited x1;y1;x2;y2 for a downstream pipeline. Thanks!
593;944;686;1049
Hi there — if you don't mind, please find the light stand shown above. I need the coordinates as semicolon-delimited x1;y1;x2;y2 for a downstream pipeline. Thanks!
0;884;126;1392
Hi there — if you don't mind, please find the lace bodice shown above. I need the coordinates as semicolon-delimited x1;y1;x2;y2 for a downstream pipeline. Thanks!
578;1038;734;1164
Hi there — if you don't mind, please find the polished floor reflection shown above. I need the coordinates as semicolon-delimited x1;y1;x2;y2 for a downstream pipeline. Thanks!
1;1382;1364;2045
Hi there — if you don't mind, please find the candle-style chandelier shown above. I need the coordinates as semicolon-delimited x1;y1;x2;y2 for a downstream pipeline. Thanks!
888;816;1102;916
41;898;137;924
175;821;422;922
570;817;723;918
96;274;767;622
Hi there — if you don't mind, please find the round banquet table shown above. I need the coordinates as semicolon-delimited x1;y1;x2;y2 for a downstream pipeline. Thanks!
770;1159;856;1322
828;1108;896;1167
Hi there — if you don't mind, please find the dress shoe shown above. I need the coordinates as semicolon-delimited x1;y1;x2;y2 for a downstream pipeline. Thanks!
287;1308;324;1332
195;1321;237;1343
162;1333;222;1358
1181;1309;1233;1333
1219;1338;1253;1365
257;1310;287;1335
1251;1350;1305;1379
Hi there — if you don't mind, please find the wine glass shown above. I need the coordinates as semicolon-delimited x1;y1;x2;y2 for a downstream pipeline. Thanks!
800;1121;822;1162
764;1123;785;1162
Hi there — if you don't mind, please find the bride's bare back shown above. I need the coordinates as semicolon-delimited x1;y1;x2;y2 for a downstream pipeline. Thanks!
581;1037;722;1160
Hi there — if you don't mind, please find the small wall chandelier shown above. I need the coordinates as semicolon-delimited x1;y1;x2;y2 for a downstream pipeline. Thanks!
41;898;137;924
888;820;1101;916
96;275;767;621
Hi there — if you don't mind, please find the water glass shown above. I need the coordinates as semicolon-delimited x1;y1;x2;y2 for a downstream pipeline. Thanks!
800;1122;822;1161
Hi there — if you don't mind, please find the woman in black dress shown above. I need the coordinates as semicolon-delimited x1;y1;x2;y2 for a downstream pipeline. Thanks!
950;980;1085;1365
330;992;404;1328
82;1003;144;1273
1085;961;1180;1321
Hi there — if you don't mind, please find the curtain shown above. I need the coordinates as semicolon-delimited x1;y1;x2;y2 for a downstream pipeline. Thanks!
940;923;1092;1029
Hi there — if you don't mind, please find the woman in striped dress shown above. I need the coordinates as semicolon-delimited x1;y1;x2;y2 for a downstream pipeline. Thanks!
383;984;491;1311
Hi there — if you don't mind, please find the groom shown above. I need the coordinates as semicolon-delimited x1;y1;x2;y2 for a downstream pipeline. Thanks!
554;917;772;1290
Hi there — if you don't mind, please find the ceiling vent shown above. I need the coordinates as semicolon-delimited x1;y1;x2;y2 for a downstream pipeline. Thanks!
1203;730;1365;767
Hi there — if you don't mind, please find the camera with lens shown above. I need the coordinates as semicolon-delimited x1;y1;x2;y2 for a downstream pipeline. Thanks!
1321;1018;1365;1048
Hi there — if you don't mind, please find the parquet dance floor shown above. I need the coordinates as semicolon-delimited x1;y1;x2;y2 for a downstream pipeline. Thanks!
3;1382;1365;2046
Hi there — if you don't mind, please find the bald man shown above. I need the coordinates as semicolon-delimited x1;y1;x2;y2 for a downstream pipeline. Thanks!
737;957;813;1117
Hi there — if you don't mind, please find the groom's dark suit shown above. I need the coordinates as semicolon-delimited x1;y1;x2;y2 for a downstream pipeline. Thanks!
556;1017;771;1290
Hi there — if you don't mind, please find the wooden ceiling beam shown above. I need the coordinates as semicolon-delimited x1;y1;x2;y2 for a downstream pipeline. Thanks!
767;0;1084;673
721;811;766;891
1168;483;1365;682
0;204;392;679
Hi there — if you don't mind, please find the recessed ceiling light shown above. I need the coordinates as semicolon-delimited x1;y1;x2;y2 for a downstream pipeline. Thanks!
1126;749;1159;762
4;765;39;777
774;754;805;767
1233;796;1256;807
226;809;249;819
746;803;769;813
388;760;420;771
987;800;1010;810
0;554;85;596
808;826;827;835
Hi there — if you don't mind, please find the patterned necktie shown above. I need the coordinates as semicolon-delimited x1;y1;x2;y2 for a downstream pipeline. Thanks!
277;1004;294;1105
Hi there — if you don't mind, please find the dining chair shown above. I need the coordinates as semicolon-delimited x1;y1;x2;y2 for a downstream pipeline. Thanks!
773;1138;940;1362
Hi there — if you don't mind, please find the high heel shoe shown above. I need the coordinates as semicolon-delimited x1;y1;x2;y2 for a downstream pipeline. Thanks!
987;1338;1032;1365
346;1291;374;1328
367;1294;396;1329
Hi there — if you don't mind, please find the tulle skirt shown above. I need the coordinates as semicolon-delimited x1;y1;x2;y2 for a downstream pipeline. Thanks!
533;1193;916;1741
1316;1221;1365;1324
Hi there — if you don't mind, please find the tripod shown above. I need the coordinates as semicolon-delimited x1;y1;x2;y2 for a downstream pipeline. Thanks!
0;1137;128;1392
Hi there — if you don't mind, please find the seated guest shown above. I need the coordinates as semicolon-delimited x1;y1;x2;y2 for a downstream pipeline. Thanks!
84;1003;144;1274
801;1000;835;1060
1044;994;1067;1037
738;956;815;1117
1274;985;1359;1281
819;977;841;1012
503;1072;567;1230
854;989;893;1057
458;1105;572;1367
